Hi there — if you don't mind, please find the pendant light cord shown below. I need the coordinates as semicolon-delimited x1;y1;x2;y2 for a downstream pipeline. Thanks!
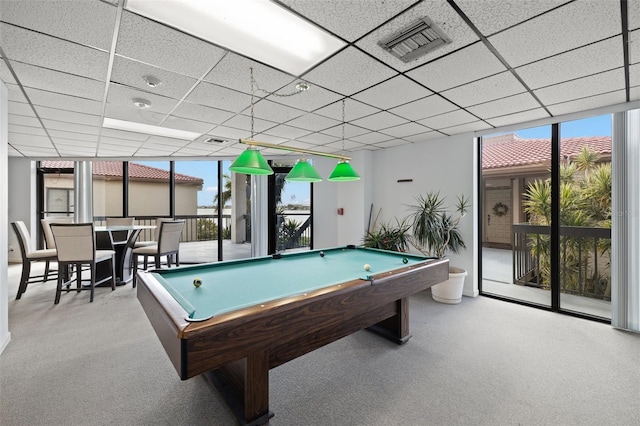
250;67;255;139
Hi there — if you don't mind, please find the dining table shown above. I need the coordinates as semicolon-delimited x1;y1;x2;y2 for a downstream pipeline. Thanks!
94;225;155;285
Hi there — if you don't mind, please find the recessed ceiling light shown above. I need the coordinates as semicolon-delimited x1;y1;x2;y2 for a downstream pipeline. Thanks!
125;0;346;75
142;75;162;88
132;98;151;108
102;117;200;141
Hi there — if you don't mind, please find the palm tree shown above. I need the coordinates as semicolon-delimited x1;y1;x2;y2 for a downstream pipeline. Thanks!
213;173;232;211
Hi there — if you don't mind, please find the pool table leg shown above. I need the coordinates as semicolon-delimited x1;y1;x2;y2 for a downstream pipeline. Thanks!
205;350;274;425
367;297;412;345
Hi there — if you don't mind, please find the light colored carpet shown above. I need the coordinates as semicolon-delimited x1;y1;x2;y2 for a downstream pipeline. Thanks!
1;263;639;425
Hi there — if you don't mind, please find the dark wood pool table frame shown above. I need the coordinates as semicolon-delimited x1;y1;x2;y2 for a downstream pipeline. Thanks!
137;254;449;425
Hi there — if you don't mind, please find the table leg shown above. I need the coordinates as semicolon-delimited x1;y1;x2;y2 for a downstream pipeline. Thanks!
204;350;274;425
366;297;412;344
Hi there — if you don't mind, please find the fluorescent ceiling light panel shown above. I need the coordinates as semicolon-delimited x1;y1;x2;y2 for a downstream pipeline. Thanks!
102;118;200;141
125;0;346;75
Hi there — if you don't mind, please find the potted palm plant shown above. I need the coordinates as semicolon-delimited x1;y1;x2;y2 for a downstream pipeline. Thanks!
406;191;470;304
362;218;411;252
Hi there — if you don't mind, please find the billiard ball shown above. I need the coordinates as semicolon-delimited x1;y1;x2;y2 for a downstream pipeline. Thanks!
364;264;371;271
193;278;203;288
320;251;325;257
402;257;408;264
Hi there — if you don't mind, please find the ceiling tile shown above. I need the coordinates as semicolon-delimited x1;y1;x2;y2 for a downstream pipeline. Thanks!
110;56;198;100
205;53;295;94
286;113;341;133
440;120;492;135
534;68;625;105
485;108;550;128
516;36;624;90
9;124;46;137
49;130;97;143
186;81;252;114
267;82;342;112
630;30;640;64
388;95;458;121
407;42;507;92
41;119;99;136
8;62;105;101
630;86;640;102
116;10;227;79
356;1;479;72
249;99;306;123
0;0;116;50
221;114;278;134
101;129;151;142
351;111;408;131
631;63;640;87
8;114;41;127
4;83;28;103
171;101;235;125
314;98;380;121
24;87;103;115
629;2;640;31
279;0;417;42
302;47;397;96
206;126;250;141
547;90;627;116
0;61;17;84
162;116;214;134
321;123;369;138
402;131;443;143
324;139;366;151
455;0;570;36
106;83;179;115
380;122;432;138
489;0;621;67
467;93;542;119
9;132;55;148
352;75;432;110
33;106;101;126
261;124;313;140
7;101;35;117
418;109;478;129
0;23;109;81
350;132;394;145
441;72;527;107
296;132;339;146
375;139;412;148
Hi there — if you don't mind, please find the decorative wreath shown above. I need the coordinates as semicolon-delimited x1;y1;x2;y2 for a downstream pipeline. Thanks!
492;202;509;217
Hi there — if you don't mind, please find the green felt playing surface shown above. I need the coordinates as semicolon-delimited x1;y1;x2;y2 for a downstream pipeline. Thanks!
149;247;429;320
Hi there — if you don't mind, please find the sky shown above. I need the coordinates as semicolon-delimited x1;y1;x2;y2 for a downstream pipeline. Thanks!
139;115;611;207
139;160;311;207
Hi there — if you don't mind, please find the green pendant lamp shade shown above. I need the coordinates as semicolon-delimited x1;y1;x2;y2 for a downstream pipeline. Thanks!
328;160;360;181
285;159;323;182
229;147;274;175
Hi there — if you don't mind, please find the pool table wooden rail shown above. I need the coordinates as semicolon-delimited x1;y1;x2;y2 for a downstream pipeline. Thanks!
137;256;449;424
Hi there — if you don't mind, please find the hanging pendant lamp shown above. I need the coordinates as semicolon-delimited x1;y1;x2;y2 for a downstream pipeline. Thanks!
229;146;274;175
328;99;360;182
328;160;360;181
285;158;322;182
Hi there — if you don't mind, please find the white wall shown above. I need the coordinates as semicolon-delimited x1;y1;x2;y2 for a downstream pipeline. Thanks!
1;81;10;354
7;158;36;263
312;151;373;249
371;134;479;298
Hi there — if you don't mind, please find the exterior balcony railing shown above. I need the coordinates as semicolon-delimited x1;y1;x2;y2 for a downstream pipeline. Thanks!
512;223;611;300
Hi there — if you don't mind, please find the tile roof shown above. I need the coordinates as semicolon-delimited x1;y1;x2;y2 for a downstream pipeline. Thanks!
482;134;611;170
41;161;203;184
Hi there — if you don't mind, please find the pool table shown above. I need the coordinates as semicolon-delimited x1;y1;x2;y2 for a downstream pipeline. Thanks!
136;246;449;425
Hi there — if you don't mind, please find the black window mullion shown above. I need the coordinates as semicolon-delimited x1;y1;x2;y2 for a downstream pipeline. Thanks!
551;123;561;311
122;161;129;218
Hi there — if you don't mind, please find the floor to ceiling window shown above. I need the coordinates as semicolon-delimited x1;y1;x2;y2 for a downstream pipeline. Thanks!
481;114;612;321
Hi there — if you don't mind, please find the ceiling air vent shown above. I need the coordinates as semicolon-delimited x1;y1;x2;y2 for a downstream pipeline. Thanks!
378;17;451;63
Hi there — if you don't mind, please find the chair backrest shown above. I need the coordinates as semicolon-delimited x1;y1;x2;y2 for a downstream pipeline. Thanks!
105;217;134;227
106;217;134;244
11;221;32;258
154;218;174;241
41;217;74;249
157;220;185;255
51;223;96;263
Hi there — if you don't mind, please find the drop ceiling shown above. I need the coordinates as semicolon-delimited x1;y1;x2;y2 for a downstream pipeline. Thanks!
0;0;638;159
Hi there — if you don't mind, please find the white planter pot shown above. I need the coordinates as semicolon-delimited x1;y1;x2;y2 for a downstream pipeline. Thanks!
431;267;467;304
